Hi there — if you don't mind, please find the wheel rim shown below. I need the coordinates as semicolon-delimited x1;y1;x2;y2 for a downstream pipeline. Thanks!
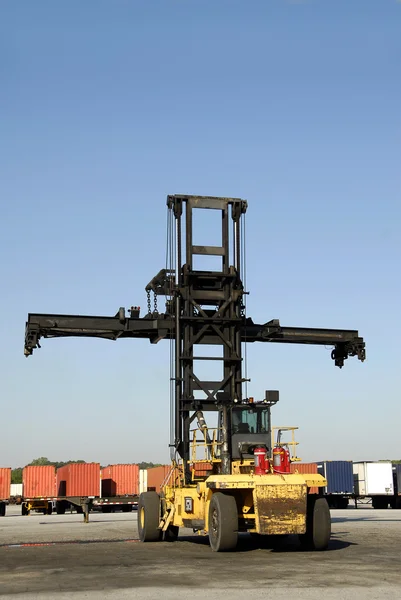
211;507;219;538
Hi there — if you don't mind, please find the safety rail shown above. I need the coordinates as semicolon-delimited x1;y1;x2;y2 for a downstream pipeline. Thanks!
272;426;301;462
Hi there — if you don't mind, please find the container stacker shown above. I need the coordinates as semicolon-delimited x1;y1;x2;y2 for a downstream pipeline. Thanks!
24;195;365;547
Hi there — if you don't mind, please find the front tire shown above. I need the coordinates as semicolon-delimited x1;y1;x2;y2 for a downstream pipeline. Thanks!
208;492;238;552
138;492;162;542
299;497;331;551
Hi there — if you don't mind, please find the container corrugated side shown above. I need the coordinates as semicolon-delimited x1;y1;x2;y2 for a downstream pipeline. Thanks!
192;462;214;478
0;468;11;500
101;464;139;496
23;466;56;498
57;463;100;497
290;463;318;494
317;461;354;494
146;466;171;493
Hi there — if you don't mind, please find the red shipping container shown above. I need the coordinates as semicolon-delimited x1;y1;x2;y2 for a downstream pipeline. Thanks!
0;468;11;500
192;462;214;478
290;462;319;494
147;465;171;493
57;463;100;497
101;464;139;497
23;465;56;499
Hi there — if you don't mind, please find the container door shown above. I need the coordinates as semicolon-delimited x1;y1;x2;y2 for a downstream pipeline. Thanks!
366;463;394;495
352;463;366;496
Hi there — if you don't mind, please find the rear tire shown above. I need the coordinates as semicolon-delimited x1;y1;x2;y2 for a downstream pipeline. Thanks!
337;497;349;510
56;502;65;515
372;497;388;509
122;505;133;513
138;492;162;542
299;497;331;551
208;492;238;552
0;503;6;517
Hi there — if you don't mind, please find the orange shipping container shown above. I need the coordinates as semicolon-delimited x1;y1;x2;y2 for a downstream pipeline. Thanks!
290;462;319;494
0;468;11;500
101;464;139;497
147;465;171;493
23;465;56;499
57;463;100;497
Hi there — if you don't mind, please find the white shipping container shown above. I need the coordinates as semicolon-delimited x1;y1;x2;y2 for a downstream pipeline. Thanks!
10;483;23;497
139;469;147;494
353;462;394;496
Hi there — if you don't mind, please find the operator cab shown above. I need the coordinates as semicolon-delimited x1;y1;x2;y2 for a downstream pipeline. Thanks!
231;391;278;460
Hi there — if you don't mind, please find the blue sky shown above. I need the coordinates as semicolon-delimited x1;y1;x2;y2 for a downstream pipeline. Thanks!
1;0;400;468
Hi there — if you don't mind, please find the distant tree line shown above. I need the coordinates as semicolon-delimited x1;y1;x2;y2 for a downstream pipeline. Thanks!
11;458;163;484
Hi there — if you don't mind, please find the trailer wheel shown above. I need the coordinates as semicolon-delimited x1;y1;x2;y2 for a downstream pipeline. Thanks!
337;497;349;509
372;497;388;509
164;524;179;542
208;492;238;552
21;503;30;516
299;497;331;551
0;503;6;517
138;492;162;542
56;502;65;515
122;505;133;513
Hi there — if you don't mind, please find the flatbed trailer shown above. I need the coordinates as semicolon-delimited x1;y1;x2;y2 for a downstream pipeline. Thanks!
21;497;57;515
21;496;138;520
92;496;138;512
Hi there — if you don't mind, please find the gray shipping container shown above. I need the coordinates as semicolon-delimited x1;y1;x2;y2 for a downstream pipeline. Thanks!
393;464;401;495
317;461;354;494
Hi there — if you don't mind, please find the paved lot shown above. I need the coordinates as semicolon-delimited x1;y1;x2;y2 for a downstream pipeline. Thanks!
0;505;400;599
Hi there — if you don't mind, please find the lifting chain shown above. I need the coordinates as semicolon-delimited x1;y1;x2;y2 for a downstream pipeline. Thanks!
153;291;158;315
147;290;152;315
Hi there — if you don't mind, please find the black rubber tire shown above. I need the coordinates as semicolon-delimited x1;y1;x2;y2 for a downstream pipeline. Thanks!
395;497;401;510
0;503;6;517
76;506;83;514
47;502;53;516
101;506;112;513
208;492;238;552
299;497;331;551
138;492;162;542
56;502;65;515
164;524;179;542
337;497;349;510
21;503;28;516
372;497;388;510
122;505;133;513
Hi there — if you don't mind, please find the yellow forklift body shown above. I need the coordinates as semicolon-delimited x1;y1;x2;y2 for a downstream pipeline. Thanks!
162;472;327;536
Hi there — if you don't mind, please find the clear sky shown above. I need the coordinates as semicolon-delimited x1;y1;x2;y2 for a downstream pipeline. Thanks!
1;0;400;469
